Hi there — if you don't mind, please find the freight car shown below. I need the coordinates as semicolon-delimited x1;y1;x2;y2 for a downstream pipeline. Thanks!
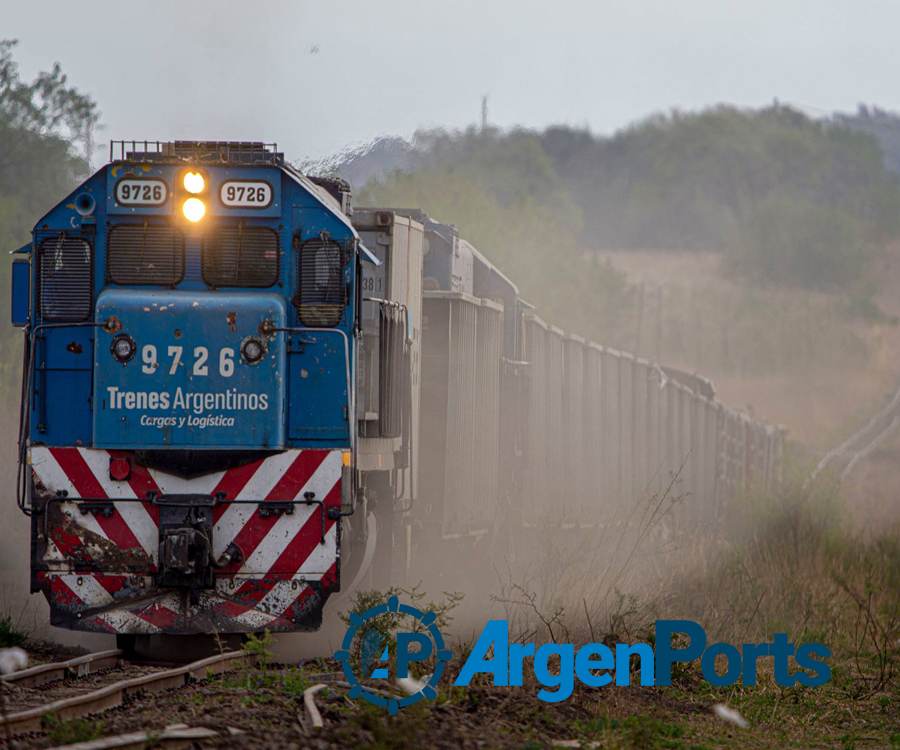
10;141;784;645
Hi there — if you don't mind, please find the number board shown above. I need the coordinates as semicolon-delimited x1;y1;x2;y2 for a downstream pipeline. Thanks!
115;178;168;206
93;289;287;449
219;180;273;208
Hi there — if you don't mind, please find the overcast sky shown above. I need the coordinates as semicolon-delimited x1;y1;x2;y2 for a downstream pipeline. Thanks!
4;0;899;163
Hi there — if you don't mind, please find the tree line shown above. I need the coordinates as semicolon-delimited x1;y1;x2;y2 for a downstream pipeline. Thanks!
352;105;900;293
0;40;99;398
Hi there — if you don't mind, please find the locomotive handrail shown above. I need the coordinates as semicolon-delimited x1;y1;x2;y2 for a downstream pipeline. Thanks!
363;297;412;342
264;325;356;508
362;298;416;508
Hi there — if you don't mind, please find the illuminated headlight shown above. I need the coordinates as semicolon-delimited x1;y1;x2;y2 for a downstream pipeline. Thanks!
111;334;136;363
182;197;206;222
183;171;205;194
241;336;267;364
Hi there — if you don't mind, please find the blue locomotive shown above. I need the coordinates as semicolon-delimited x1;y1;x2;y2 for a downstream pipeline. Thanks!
11;141;784;642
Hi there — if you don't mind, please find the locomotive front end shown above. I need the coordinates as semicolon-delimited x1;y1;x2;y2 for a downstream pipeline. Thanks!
18;142;359;636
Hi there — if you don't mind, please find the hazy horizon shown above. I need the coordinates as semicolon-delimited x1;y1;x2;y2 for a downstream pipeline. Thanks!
5;0;900;164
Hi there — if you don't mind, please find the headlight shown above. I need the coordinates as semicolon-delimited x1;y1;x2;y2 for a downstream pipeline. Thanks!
183;171;205;194
182;197;206;222
111;334;136;363
241;336;267;364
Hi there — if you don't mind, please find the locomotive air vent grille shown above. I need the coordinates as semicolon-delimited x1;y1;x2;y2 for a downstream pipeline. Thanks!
202;225;279;288
37;235;93;322
295;237;347;327
107;224;185;286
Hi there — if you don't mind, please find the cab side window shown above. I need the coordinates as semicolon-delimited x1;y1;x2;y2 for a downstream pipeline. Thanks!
295;237;346;327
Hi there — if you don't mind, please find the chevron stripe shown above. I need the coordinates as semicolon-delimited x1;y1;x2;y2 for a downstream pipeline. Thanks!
30;446;343;634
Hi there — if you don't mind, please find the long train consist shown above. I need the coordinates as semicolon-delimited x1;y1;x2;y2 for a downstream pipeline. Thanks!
10;141;784;641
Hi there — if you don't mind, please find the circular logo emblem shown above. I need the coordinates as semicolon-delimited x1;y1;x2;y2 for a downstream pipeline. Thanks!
334;595;453;714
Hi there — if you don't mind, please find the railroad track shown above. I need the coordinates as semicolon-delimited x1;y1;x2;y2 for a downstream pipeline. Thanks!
811;379;900;483
2;650;124;691
0;649;250;737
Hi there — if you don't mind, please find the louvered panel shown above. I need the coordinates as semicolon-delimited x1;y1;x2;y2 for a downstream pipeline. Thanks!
295;238;347;327
202;225;279;288
37;235;93;322
107;224;184;285
378;304;405;437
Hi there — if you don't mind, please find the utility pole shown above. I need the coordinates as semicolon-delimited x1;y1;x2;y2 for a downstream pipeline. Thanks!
635;283;645;357
481;94;489;131
84;120;94;171
655;288;663;363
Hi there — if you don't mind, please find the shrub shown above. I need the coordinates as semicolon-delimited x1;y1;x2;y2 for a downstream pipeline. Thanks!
42;714;103;745
0;613;27;648
725;194;869;289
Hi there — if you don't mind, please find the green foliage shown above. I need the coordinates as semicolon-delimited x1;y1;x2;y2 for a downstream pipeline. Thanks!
223;664;308;701
0;40;100;169
0;613;27;648
333;697;429;750
243;629;274;664
623;715;685;750
836;104;900;178
572;714;685;749
722;456;846;551
0;40;99;404
725;193;870;289
224;630;311;703
359;132;634;347
358;106;900;311
414;127;583;228
669;460;900;702
0;39;98;219
339;584;463;634
541;105;900;253
574;714;622;735
338;585;463;678
41;713;103;745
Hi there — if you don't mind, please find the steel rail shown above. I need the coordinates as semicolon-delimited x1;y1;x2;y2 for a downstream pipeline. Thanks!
46;723;220;750
1;649;124;690
810;376;900;483
0;650;250;736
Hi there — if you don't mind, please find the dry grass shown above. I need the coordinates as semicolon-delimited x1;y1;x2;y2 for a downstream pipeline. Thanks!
482;465;900;748
597;249;900;453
